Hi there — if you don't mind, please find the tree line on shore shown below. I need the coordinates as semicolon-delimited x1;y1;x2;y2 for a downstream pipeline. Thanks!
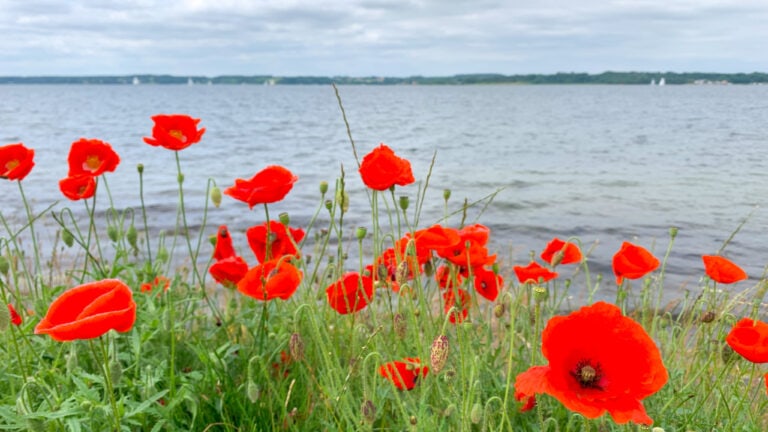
1;71;767;85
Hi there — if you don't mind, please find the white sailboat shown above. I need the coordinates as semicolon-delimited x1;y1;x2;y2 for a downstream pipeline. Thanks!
658;77;666;86
187;77;194;85
132;76;140;85
650;79;656;85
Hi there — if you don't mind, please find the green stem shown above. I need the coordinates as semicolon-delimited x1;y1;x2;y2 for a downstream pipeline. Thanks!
17;181;41;281
91;338;121;431
137;165;153;267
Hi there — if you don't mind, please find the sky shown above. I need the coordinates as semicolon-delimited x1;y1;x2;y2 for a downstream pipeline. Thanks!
1;0;767;76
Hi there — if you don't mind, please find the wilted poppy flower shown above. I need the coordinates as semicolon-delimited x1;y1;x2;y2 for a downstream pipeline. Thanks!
379;357;429;390
726;318;768;363
473;266;502;302
443;288;470;324
541;238;583;266
326;272;374;314
435;265;463;290
702;255;748;284
514;301;668;425
8;304;22;326
59;175;97;201
359;143;415;191
224;166;298;208
246;220;305;263
143;114;206;151
513;261;558;284
612;242;659;285
34;279;137;341
237;259;302;301
0;143;35;181
67;138;120;177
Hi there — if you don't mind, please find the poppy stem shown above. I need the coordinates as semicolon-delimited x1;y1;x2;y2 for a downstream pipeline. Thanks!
137;162;153;267
91;337;122;431
16;181;41;281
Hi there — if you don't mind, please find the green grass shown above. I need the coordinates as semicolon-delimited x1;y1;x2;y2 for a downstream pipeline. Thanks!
1;94;767;432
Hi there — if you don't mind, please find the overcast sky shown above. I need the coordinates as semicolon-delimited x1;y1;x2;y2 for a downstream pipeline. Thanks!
1;0;767;76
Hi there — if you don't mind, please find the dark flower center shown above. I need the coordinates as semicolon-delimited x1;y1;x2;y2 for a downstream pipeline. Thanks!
570;359;603;390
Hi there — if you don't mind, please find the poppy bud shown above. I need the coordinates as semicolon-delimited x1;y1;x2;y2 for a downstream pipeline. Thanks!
137;163;144;174
279;212;290;226
701;311;716;323
0;256;9;275
443;404;457;417
470;402;483;424
399;196;409;211
210;186;222;208
61;229;74;248
247;380;260;403
0;304;9;332
355;227;367;240
423;260;434;277
66;350;78;374
533;285;549;304
394;313;407;340
443;189;451;201
430;335;449;373
156;246;169;264
409;416;417;426
336;189;350;213
289;332;305;362
109;360;123;385
721;343;735;363
361;400;376;424
126;225;138;250
107;225;119;243
493;303;506;318
551;251;564;267
395;261;410;288
319;181;329;196
324;199;333;211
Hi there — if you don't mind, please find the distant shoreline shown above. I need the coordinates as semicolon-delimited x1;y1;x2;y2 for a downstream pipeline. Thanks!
1;72;767;85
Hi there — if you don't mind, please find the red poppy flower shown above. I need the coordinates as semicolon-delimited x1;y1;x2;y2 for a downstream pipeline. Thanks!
213;225;237;261
246;220;305;263
514;301;668;425
513;261;558;284
702;255;748;284
473;266;502;302
67;138;120;177
379;357;429;390
359;143;415;191
411;225;461;252
209;256;249;288
237;259;302;301
326;272;375;314
224;166;298;208
140;276;171;293
8;304;22;326
725;318;768;363
612;242;660;285
458;224;491;247
435;265;463;290
0;143;35;181
143;114;206;151
34;279;137;341
541;238;583;266
443;288;470;324
59;175;97;201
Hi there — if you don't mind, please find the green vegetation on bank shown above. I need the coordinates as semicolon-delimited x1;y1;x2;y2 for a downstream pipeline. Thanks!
1;71;768;85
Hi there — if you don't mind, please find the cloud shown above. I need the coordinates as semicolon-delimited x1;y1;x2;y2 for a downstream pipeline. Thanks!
0;0;766;75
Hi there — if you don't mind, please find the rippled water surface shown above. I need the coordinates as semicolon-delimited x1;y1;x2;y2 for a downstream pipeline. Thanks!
2;84;767;300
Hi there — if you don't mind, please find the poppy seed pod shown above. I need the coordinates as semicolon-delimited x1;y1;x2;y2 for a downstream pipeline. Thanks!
136;163;144;174
443;188;451;201
355;227;367;240
319;180;329;195
279;212;290;226
361;400;376;424
399;195;410;211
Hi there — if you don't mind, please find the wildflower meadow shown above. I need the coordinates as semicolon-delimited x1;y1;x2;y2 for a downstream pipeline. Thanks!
1;88;768;431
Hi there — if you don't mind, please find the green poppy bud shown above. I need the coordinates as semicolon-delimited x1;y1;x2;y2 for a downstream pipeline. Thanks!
319;181;329;196
107;225;119;243
361;400;376;424
62;229;75;248
0;256;9;275
210;186;222;208
470;402;483;424
443;189;451;201
126;225;138;250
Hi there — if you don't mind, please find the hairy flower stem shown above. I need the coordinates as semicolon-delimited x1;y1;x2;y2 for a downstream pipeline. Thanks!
137;166;153;266
91;338;121;431
17;181;41;282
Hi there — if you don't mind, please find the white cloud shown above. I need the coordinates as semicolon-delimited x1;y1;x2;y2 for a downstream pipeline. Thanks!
0;0;766;75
